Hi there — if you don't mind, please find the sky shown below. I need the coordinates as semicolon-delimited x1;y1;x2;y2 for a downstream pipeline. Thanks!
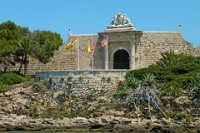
0;0;200;46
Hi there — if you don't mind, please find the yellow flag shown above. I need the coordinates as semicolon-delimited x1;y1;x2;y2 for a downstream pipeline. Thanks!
66;37;77;50
87;39;93;54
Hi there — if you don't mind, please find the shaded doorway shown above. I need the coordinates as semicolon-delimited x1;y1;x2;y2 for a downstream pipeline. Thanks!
113;49;130;69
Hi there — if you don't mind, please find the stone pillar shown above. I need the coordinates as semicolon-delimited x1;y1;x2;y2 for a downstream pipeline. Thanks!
130;42;135;69
104;46;109;69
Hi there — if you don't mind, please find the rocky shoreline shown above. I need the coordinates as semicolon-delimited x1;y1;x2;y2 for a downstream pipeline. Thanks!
0;115;200;133
0;81;200;133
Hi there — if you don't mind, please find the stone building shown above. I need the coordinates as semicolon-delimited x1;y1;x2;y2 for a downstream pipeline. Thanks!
16;13;200;74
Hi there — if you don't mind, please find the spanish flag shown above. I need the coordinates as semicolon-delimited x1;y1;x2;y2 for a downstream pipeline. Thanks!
87;39;93;54
66;37;78;50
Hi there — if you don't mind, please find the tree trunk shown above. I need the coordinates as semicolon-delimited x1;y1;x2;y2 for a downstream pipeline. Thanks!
24;54;29;77
3;66;8;73
18;56;24;74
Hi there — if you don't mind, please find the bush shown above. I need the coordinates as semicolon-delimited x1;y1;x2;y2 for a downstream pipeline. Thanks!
165;112;192;124
125;52;200;96
32;82;47;93
184;76;200;97
0;72;24;85
0;81;7;93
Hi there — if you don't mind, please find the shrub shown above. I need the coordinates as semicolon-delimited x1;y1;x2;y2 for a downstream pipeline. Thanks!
184;76;200;97
171;65;189;74
0;81;7;93
125;52;200;96
143;73;155;86
41;106;69;119
79;76;84;81
165;112;192;124
0;72;24;85
107;77;111;82
67;76;73;81
32;82;47;93
126;73;139;89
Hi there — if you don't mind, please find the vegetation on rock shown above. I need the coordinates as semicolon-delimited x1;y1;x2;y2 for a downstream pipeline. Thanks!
125;50;200;97
114;50;200;119
0;72;24;92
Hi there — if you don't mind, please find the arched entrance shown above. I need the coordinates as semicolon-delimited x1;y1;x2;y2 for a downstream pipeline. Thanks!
113;49;130;69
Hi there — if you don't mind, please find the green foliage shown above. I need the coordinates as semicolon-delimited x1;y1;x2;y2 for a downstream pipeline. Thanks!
0;81;7;93
0;21;26;71
126;51;200;96
143;73;155;86
184;76;200;97
31;30;63;63
157;50;181;67
114;81;129;97
165;112;192;124
0;72;24;85
32;82;47;93
111;102;124;111
41;106;94;119
67;76;73;81
41;106;69;119
86;90;96;101
126;72;139;89
0;20;63;75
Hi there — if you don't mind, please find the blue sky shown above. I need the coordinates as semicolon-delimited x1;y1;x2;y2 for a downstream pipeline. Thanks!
0;0;200;46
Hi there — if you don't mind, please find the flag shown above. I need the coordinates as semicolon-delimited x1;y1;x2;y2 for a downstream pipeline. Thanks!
87;39;93;54
99;36;108;48
66;36;78;50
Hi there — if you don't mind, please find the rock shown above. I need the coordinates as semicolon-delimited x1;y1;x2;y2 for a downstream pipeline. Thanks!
73;117;89;124
161;118;171;125
175;96;190;104
109;118;120;125
113;124;133;132
97;96;110;103
101;116;110;123
121;118;131;124
105;110;124;117
92;112;102;118
150;126;164;133
0;93;4;97
4;92;12;97
42;118;54;125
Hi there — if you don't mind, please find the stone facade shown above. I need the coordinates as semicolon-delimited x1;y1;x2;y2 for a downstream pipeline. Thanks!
9;13;200;75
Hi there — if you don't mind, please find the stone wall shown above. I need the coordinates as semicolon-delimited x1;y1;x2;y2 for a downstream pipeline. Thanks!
41;70;126;97
136;32;200;69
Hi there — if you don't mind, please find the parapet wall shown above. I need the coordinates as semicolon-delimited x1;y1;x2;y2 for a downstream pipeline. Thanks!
36;70;127;80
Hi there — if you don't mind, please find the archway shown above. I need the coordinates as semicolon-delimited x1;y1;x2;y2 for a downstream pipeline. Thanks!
113;49;130;69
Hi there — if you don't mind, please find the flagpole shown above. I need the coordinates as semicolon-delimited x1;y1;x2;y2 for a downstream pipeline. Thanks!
91;42;96;70
77;42;80;70
92;48;94;70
